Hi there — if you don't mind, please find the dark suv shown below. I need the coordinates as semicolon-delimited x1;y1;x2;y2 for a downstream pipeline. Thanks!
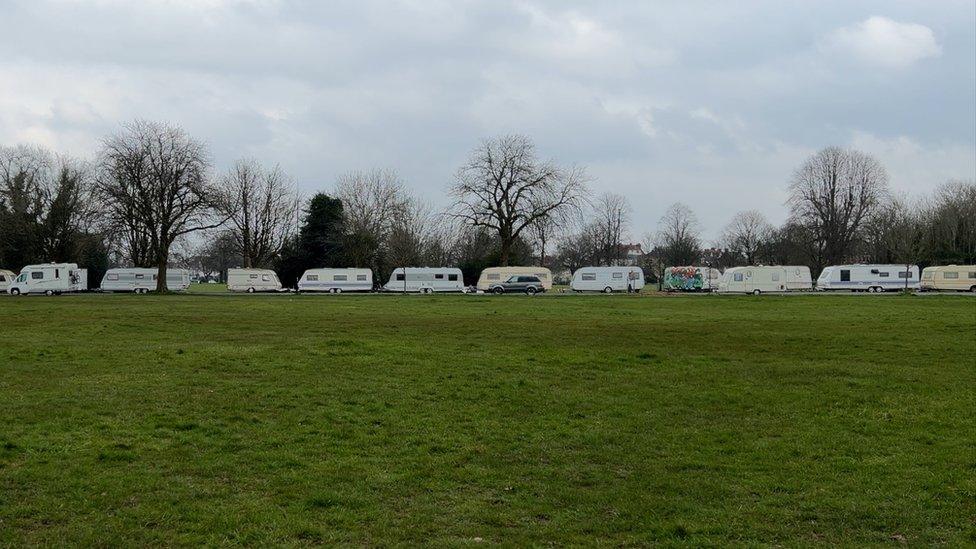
488;275;546;295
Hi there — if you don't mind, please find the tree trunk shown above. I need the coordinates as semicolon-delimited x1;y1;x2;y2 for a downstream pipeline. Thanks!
156;250;169;293
499;239;510;267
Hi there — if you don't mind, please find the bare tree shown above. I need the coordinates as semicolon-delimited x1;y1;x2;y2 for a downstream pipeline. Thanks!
529;214;560;268
788;147;888;269
592;192;630;266
720;210;774;265
450;135;588;266
215;158;299;268
656;202;702;267
336;169;411;273
926;180;976;264
98;120;222;292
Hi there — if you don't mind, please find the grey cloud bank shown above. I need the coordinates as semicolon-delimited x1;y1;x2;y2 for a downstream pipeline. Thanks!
1;0;973;239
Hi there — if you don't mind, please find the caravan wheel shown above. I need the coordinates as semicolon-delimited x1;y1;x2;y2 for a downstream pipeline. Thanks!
45;289;54;296
10;288;20;296
247;287;255;293
603;286;613;294
752;289;761;296
422;287;433;295
970;285;976;293
334;288;343;294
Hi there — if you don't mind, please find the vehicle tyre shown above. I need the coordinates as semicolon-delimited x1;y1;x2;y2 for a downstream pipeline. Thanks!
603;286;613;294
526;287;537;295
335;288;342;294
10;288;20;295
247;287;255;293
752;289;761;296
45;289;54;296
492;287;504;295
970;285;976;293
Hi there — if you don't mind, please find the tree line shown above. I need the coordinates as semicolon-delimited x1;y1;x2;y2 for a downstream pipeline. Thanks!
1;121;973;290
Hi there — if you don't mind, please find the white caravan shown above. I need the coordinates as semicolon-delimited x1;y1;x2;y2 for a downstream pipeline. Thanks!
228;268;283;293
100;268;191;293
299;268;373;293
718;266;812;295
0;269;15;293
817;264;919;292
920;265;976;292
8;263;86;295
476;266;553;291
383;267;465;293
570;266;645;293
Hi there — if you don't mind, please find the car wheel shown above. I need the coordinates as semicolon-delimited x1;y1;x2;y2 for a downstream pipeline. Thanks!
603;286;613;294
10;288;20;296
526;287;537;295
970;285;976;293
752;289;761;296
492;287;504;295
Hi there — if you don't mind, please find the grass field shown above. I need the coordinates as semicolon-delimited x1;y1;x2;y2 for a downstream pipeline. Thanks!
1;293;973;545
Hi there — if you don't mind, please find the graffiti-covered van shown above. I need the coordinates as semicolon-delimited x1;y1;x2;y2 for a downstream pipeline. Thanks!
663;266;722;292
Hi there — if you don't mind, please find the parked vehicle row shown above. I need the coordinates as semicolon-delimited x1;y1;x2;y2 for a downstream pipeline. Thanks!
4;263;975;295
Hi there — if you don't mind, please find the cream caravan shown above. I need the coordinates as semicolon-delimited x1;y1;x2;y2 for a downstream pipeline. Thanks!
0;269;15;293
8;263;86;295
100;268;191;293
298;268;373;293
817;264;919;292
383;267;464;293
718;266;812;295
476;266;553;291
228;268;283;293
570;266;644;293
920;265;976;292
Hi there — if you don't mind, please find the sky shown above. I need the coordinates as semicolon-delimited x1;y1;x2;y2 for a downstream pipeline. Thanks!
1;0;974;242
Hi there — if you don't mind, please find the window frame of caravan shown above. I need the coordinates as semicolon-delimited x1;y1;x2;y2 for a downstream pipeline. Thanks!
840;269;851;282
878;272;889;278
969;272;976;279
487;273;500;280
771;272;781;282
262;275;270;282
395;273;405;281
898;271;911;279
0;275;5;282
334;274;348;281
357;274;368;281
612;272;623;279
249;274;258;279
581;273;596;281
107;273;119;281
135;274;144;280
434;273;444;280
943;271;959;279
31;271;44;280
733;273;743;282
448;274;459;282
307;274;319;281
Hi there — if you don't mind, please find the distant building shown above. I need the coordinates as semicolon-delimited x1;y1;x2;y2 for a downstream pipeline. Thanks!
618;243;645;266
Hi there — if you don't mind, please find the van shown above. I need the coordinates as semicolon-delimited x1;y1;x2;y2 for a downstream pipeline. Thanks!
0;269;15;293
299;268;373;293
570;266;645;293
383;267;465;293
228;268;283;293
100;268;191;293
920;265;976;292
8;263;86;295
817;264;919;292
718;266;812;295
663;266;722;292
477;266;553;291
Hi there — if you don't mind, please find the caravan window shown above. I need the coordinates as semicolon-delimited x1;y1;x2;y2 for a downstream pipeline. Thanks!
582;273;596;281
107;273;119;281
733;273;743;282
435;274;444;280
969;272;976;279
307;274;319;281
334;274;347;281
395;273;405;281
878;272;889;277
32;271;44;280
612;272;623;279
898;271;911;278
487;273;500;280
249;274;258;279
840;270;850;282
943;272;959;279
0;275;5;282
448;274;458;281
772;272;781;282
262;275;270;282
357;274;368;281
135;274;144;279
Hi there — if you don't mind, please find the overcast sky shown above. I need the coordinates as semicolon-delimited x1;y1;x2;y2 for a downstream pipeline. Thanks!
2;0;974;241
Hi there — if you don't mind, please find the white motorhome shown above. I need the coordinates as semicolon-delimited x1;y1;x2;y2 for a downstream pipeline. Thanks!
8;263;86;295
476;266;553;291
570;266;645;293
100;268;191;293
920;265;976;292
817;264;919;292
228;268;283;293
718;266;812;295
0;269;15;293
298;268;373;293
383;267;465;293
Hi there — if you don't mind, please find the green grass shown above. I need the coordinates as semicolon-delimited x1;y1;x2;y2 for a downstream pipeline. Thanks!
0;294;973;545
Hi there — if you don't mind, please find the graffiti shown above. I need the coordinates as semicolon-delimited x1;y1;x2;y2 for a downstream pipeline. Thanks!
665;266;705;291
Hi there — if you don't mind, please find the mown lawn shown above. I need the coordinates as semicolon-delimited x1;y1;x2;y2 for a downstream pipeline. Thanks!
0;293;973;545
